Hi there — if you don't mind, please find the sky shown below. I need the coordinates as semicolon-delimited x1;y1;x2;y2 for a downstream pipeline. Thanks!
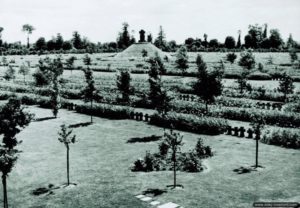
1;0;300;44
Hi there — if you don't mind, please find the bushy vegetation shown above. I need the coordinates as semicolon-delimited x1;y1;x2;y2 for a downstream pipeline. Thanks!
262;128;300;149
150;112;228;135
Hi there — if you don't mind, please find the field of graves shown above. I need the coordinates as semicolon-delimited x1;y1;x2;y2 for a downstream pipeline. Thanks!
0;51;300;208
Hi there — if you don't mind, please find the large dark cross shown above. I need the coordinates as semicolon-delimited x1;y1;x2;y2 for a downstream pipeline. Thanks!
139;30;146;42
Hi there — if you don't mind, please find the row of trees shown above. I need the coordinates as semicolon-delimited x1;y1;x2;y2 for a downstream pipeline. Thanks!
1;23;299;55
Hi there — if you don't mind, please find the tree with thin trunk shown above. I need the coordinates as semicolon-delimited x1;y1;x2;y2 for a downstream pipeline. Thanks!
66;56;77;75
116;69;133;104
18;63;30;83
58;124;77;186
164;127;183;188
22;24;35;48
237;50;255;93
193;54;223;113
175;45;189;75
278;72;294;102
0;98;33;208
250;114;265;168
82;67;97;123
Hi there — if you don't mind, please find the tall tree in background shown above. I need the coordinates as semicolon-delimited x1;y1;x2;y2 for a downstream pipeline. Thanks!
117;22;131;49
224;36;236;49
35;37;47;51
245;24;263;48
55;33;64;50
286;34;297;49
202;34;208;48
263;24;268;39
154;26;167;51
58;124;77;186
0;27;3;47
22;24;35;48
147;33;153;43
72;31;82;49
236;30;241;48
269;29;283;49
175;46;189;75
0;98;33;208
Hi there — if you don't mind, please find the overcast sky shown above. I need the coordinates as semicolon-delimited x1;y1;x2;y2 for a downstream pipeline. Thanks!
1;0;300;44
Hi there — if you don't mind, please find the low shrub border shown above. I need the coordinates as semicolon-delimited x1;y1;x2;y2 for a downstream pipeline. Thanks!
150;112;228;135
261;128;300;149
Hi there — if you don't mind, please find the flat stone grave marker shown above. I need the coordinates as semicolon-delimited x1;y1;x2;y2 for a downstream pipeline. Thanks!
150;201;160;206
157;202;180;208
140;196;152;201
135;194;145;199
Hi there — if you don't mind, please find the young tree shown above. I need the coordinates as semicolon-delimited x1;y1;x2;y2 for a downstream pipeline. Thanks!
147;52;166;75
250;114;265;168
289;49;298;63
3;66;15;81
0;98;33;208
193;54;223;112
116;69;133;103
49;58;64;118
147;33;153;43
82;67;97;123
278;72;294;102
22;24;35;48
237;50;255;93
58;124;77;186
164;128;183;188
18;63;30;83
0;27;3;47
66;56;77;74
175;46;189;75
83;54;92;66
226;53;237;64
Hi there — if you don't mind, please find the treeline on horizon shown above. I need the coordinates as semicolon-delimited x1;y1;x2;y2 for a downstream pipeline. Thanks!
0;22;300;55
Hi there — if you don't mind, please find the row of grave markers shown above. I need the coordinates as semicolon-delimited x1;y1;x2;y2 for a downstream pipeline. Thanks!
226;126;257;139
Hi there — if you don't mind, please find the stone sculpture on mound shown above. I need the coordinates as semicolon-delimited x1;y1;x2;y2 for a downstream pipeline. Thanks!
139;30;146;43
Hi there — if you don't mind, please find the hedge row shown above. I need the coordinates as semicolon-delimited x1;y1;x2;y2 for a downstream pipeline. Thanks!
170;100;300;128
74;103;133;120
261;128;300;149
150;112;228;135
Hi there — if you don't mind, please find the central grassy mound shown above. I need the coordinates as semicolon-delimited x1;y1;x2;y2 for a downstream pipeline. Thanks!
114;42;170;59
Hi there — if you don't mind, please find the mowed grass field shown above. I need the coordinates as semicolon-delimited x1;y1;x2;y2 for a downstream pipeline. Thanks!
1;106;299;208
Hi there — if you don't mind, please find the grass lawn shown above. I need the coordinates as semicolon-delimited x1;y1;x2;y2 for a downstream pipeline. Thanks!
1;106;299;208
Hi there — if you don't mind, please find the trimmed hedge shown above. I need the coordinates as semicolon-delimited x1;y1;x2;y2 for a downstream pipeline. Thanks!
150;112;228;135
261;128;300;149
74;103;134;119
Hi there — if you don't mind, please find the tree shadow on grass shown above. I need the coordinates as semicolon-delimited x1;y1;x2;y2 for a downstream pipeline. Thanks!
31;184;60;196
68;122;92;128
127;135;162;143
233;165;264;174
142;188;167;197
34;117;56;122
